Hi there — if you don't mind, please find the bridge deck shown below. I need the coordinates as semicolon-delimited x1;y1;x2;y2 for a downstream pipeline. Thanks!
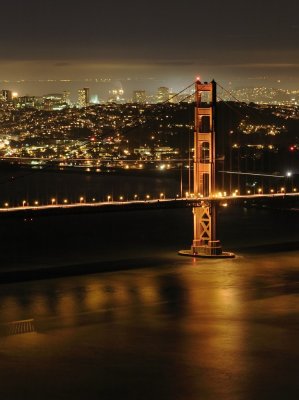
0;192;298;217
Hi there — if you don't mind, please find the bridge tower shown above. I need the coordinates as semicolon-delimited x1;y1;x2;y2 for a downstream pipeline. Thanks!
179;78;234;258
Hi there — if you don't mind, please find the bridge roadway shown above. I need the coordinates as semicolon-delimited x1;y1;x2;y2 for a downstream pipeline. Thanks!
0;192;298;217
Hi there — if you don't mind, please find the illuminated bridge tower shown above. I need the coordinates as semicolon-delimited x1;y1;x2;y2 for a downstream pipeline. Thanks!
180;78;234;258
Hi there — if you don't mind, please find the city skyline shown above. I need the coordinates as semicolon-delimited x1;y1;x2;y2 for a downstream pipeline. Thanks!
0;0;298;89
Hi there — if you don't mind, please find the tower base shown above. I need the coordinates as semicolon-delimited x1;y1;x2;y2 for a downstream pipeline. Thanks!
178;240;235;258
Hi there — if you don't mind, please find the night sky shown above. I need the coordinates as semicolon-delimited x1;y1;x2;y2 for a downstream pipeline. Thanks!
0;0;298;91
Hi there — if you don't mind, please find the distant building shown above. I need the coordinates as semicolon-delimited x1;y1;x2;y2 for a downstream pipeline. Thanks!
133;90;146;104
1;89;12;102
43;93;67;111
77;88;90;108
108;88;125;104
156;87;169;103
62;91;71;105
17;96;39;108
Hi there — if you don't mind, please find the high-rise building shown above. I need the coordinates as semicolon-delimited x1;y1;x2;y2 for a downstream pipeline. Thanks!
62;91;71;105
1;89;13;102
77;88;89;108
133;90;146;104
108;88;125;103
156;87;169;103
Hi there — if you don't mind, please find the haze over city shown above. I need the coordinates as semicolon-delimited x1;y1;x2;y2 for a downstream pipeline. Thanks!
0;0;298;96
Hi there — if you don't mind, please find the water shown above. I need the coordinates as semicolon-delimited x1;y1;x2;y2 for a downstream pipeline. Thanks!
0;169;184;205
0;172;298;399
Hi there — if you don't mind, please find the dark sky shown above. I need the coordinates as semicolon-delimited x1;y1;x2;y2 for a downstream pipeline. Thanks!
0;0;298;89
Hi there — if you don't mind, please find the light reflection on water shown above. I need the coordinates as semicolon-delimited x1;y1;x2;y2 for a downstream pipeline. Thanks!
0;249;298;400
0;193;298;399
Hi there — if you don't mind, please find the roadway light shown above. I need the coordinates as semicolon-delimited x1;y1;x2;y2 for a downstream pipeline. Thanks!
280;187;285;193
146;194;150;199
286;171;292;177
79;196;84;203
160;193;164;199
92;198;96;202
134;194;138;200
22;200;26;207
258;188;262;194
107;195;111;202
51;198;56;205
34;201;39;205
4;202;9;207
63;199;68;204
247;190;251;194
293;188;297;192
119;196;123;201
270;189;274;193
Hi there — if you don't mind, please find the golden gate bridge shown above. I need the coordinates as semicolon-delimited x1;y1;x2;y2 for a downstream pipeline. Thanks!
1;78;298;258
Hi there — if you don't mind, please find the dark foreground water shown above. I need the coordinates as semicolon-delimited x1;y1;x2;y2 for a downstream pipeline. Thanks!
0;173;298;399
